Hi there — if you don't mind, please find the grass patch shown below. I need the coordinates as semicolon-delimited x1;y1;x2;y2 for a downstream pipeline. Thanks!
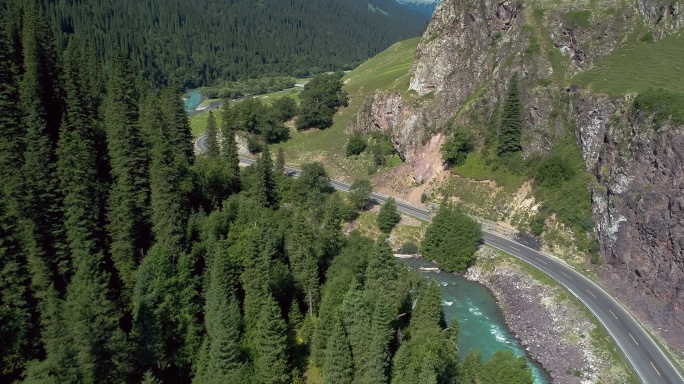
451;152;527;193
189;110;222;139
572;30;684;96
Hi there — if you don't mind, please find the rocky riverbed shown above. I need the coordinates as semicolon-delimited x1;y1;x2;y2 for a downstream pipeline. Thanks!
465;247;634;384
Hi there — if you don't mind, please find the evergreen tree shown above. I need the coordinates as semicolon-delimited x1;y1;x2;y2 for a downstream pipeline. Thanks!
323;314;354;384
286;213;320;313
160;87;194;166
149;89;192;252
104;53;150;291
497;75;523;157
220;101;241;194
340;280;372;383
459;350;483;384
205;110;220;157
349;179;372;210
202;246;243;381
275;146;285;175
412;279;444;329
62;250;132;383
19;1;68;296
377;197;401;233
251;145;278;208
254;294;290;384
57;38;102;260
480;350;533;384
0;10;39;381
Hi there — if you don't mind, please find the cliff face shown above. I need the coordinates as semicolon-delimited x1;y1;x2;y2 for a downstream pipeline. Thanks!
577;95;684;351
352;0;684;353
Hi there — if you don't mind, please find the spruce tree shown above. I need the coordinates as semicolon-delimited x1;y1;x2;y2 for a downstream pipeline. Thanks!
0;12;39;381
220;101;241;194
104;53;150;291
323;314;354;384
205;110;220;157
57;38;102;259
341;280;372;383
160;87;195;166
252;145;278;208
497;75;523;157
203;246;243;381
62;250;132;383
19;1;68;295
149;89;192;252
254;294;289;384
275;147;285;175
286;213;320;312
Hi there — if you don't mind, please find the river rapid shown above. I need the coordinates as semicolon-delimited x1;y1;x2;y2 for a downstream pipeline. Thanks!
400;257;551;384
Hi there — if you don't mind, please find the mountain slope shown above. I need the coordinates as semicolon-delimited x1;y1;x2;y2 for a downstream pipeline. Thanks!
33;0;426;87
351;0;684;362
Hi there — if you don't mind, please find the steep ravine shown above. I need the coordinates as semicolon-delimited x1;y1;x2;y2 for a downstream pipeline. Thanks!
352;0;684;356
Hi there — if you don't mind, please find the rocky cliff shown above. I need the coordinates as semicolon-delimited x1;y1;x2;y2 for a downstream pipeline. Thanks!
352;0;684;355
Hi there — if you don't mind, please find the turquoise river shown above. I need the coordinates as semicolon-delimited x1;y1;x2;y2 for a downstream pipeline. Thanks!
184;90;550;382
400;258;550;383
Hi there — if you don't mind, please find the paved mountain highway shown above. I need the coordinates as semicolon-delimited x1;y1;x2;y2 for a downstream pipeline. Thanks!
195;134;684;384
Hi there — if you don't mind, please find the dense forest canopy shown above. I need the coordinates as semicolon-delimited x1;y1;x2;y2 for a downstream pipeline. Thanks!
0;2;533;383
22;0;428;88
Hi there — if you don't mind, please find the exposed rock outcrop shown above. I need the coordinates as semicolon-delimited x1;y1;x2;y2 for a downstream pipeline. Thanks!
577;95;684;352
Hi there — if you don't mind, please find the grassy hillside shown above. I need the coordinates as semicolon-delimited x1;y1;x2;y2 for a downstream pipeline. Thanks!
572;30;684;96
275;37;420;180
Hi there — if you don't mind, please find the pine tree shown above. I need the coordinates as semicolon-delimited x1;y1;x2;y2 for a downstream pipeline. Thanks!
205;110;220;157
323;314;354;384
497;75;523;157
254;294;289;384
104;53;150;291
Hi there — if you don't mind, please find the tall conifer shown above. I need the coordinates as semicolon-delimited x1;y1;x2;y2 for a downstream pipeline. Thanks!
104;54;150;290
205;110;220;158
254;294;289;384
497;75;523;157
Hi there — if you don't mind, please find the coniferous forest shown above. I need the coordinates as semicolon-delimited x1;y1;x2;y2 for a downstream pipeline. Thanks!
0;2;534;384
24;0;427;88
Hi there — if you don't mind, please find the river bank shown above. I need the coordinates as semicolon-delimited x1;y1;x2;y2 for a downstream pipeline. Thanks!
465;246;637;384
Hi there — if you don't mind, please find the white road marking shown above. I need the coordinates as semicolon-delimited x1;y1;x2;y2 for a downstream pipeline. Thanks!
609;309;618;320
562;272;573;280
629;333;639;345
651;361;661;376
535;257;547;265
587;289;597;298
509;246;519;251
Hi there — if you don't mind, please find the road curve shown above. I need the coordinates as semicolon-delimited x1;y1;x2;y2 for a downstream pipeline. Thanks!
195;135;684;384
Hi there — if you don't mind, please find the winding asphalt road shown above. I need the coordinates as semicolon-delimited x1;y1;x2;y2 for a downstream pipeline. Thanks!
195;135;684;384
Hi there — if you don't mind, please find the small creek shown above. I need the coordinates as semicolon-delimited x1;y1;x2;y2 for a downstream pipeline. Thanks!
400;258;550;384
